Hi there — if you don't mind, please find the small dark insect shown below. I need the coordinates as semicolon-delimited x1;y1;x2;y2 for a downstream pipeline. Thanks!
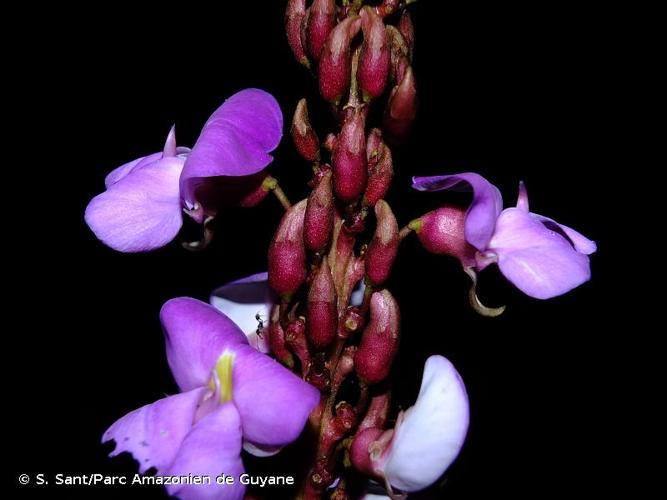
255;312;265;337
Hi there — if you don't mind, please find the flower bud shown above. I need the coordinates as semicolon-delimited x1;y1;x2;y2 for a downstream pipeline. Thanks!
365;200;399;285
358;7;390;100
398;10;415;56
358;391;391;432
268;199;308;298
285;0;310;68
355;290;400;385
349;427;384;476
363;129;394;206
385;26;410;83
383;65;417;144
304;170;334;253
332;106;368;202
269;306;294;368
304;0;336;61
307;259;338;349
291;98;320;162
319;16;362;104
413;205;477;267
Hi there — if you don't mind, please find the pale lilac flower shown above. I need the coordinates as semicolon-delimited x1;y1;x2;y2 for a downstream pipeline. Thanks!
103;298;319;499
412;173;597;300
85;89;283;252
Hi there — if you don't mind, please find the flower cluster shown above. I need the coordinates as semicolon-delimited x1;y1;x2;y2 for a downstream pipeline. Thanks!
87;2;596;499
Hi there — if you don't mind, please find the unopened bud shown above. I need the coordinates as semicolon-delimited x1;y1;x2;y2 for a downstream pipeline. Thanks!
307;259;337;349
355;290;400;385
304;0;336;61
383;65;417;144
385;26;410;83
365;200;399;285
304;170;334;253
268;199;308;297
413;205;477;267
349;427;383;476
319;16;362;104
375;0;400;17
269;306;294;368
332;106;368;202
291;99;320;162
285;0;310;68
358;7;390;101
363;129;394;206
358;391;391;431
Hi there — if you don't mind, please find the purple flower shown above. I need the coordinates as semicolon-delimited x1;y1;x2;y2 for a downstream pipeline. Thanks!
85;89;283;252
103;297;319;499
412;173;596;301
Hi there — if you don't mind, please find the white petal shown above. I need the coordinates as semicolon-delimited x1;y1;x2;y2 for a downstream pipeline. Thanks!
381;356;469;492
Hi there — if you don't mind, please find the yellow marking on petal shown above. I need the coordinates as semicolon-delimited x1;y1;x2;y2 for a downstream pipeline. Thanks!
215;351;235;404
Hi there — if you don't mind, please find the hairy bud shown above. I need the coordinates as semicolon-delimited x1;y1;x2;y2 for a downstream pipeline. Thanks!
268;199;308;298
291;99;320;162
332;106;368;202
358;7;390;100
365;200;399;285
304;0;336;61
307;259;338;349
363;129;394;206
355;290;400;385
304;170;334;253
383;65;417;144
413;205;477;267
319;16;362;104
285;0;310;67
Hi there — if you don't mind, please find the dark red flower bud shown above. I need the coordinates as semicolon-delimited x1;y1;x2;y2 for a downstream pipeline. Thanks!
285;0;310;68
363;128;394;206
332;106;368;202
304;170;334;253
355;290;400;385
291;98;320;162
304;0;336;61
349;427;383;476
385;26;410;83
383;65;417;144
307;259;338;349
358;7;390;101
319;16;362;105
269;306;294;368
398;10;415;56
358;391;391;431
365;200;399;285
413;205;477;267
268;199;308;298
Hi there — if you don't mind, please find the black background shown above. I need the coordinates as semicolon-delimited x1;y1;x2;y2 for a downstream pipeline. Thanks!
7;1;630;498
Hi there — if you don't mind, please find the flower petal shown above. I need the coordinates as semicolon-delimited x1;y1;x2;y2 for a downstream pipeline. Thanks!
85;157;185;252
160;298;248;392
412;173;503;250
232;344;320;449
489;208;593;299
180;88;283;206
210;272;275;353
381;356;469;493
534;214;597;255
102;388;205;474
165;403;245;500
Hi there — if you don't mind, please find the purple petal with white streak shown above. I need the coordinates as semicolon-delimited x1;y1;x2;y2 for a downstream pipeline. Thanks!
160;298;248;392
412;173;503;250
102;388;205;474
489;208;593;299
